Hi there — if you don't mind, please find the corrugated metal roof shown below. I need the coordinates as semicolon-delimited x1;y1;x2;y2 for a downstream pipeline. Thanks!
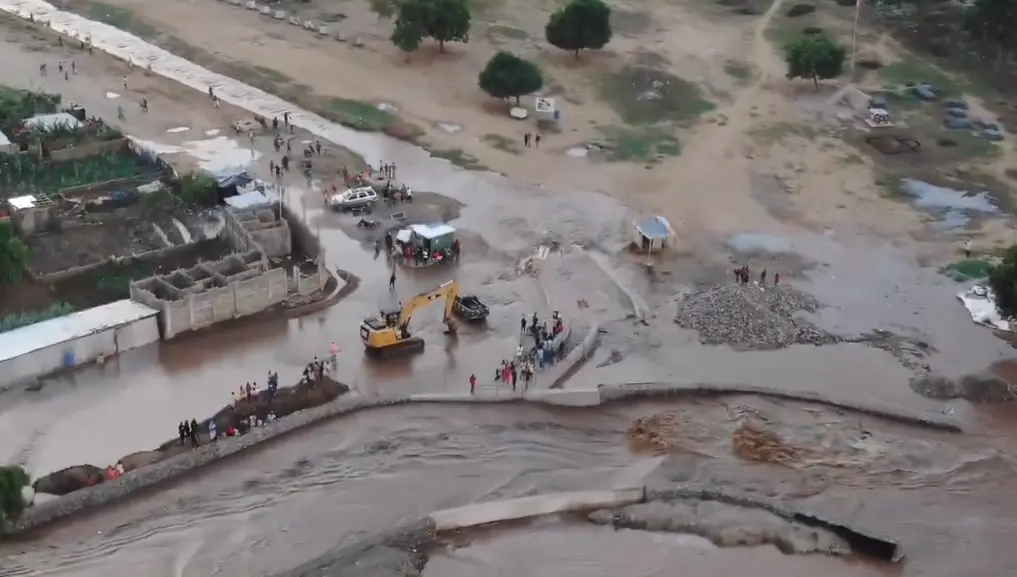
635;216;673;240
410;223;456;240
8;195;37;210
0;300;159;363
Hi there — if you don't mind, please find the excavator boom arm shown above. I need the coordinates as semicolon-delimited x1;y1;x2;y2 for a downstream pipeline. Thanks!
396;280;460;329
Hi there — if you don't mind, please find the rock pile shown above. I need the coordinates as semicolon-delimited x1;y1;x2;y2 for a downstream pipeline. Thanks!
674;283;834;349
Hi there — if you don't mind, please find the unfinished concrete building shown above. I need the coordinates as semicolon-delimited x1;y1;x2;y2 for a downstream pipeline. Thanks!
130;201;328;339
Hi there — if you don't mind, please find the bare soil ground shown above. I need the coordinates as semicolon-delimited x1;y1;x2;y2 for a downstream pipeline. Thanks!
38;0;1017;267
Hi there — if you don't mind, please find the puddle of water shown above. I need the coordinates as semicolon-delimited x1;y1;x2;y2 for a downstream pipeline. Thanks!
166;126;189;133
727;233;792;254
900;178;1000;229
104;91;119;99
134;135;259;172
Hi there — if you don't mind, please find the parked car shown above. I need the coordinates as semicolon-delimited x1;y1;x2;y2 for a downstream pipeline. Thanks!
327;186;378;211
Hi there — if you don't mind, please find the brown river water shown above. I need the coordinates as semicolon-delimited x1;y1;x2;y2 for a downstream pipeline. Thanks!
2;6;1017;574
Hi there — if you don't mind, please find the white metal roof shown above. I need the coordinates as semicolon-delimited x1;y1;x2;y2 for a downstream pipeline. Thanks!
8;195;38;210
0;129;11;147
23;112;83;131
0;299;159;363
225;190;272;210
410;223;456;240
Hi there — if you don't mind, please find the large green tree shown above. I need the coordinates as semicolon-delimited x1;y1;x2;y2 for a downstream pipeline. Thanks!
545;0;613;60
393;0;471;53
478;52;544;104
988;245;1017;320
783;34;846;90
391;20;425;61
0;220;29;287
0;465;31;527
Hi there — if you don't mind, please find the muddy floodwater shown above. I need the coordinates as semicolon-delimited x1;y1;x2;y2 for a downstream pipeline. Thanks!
3;2;1017;576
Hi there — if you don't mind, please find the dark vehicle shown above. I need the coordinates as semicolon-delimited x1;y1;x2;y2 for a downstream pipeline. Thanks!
453;295;489;321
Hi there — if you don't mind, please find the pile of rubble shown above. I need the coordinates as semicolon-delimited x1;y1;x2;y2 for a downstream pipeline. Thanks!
674;283;835;349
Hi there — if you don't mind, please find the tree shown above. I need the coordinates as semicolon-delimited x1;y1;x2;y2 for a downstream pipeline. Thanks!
0;220;29;288
964;0;1017;68
391;20;425;61
0;465;31;527
175;172;217;207
988;245;1017;320
545;0;613;60
393;0;471;53
783;34;846;90
478;52;544;104
368;0;400;20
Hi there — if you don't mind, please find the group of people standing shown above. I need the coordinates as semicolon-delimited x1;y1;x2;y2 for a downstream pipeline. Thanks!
734;265;780;286
468;311;568;394
177;419;201;448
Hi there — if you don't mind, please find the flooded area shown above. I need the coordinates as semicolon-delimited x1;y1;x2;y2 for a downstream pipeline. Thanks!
427;524;893;577
3;398;1017;577
2;2;1017;577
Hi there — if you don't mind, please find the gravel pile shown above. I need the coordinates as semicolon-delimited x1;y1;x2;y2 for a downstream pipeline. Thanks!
674;283;834;349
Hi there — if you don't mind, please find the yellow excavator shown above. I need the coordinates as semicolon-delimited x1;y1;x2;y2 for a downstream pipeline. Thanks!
360;280;460;357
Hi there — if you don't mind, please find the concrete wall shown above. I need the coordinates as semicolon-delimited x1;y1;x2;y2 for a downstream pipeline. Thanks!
130;258;289;339
0;315;159;387
9;204;55;236
430;488;645;531
130;203;326;338
48;138;128;162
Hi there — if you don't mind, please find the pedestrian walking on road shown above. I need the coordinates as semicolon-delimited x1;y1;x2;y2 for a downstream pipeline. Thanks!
123;76;128;91
389;271;396;291
178;421;186;446
524;133;531;147
469;373;476;395
534;134;541;148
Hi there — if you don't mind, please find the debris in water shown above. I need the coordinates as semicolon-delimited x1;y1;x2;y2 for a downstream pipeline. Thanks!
674;283;835;349
732;420;803;466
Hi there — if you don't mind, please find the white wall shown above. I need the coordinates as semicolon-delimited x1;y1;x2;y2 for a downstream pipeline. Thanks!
0;315;159;387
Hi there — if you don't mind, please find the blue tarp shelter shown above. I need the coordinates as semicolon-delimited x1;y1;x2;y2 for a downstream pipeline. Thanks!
209;167;254;202
633;216;675;252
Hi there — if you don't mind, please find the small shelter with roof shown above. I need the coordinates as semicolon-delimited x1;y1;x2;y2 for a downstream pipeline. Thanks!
632;216;676;253
391;223;458;267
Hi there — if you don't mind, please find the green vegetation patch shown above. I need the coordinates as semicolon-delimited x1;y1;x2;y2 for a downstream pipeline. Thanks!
598;126;681;163
724;60;753;84
0;302;75;333
599;66;715;125
936;129;1003;159
81;1;160;37
91;259;160;299
481;133;522;154
326;98;397;131
882;58;967;99
941;258;994;281
428;148;487;171
0;86;60;133
0;152;157;197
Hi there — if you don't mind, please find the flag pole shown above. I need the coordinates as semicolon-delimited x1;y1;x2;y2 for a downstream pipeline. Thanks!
850;0;862;72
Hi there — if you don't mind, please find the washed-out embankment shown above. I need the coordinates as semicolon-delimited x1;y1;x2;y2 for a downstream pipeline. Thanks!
4;323;960;537
267;485;902;577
